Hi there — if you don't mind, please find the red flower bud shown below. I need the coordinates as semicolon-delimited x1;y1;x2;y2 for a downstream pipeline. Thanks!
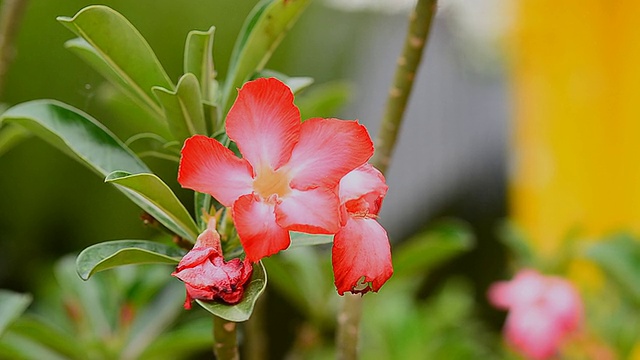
172;219;253;309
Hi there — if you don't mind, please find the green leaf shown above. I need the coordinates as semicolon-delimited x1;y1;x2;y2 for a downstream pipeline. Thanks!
105;171;199;241
252;69;313;94
222;0;311;114
64;38;171;136
153;74;207;143
194;192;212;230
0;123;30;157
0;100;149;176
58;5;173;117
195;261;267;322
76;240;185;280
296;81;353;120
288;231;333;248
184;26;216;102
585;233;640;305
393;219;475;280
0;290;32;337
8;316;86;359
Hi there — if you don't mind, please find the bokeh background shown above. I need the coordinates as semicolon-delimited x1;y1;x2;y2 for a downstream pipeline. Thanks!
3;0;638;358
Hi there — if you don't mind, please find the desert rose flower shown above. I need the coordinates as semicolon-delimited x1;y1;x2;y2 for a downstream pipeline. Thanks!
332;163;393;294
488;269;583;360
172;218;253;309
178;77;373;262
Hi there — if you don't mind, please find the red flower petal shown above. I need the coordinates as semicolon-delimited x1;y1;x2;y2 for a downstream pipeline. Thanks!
226;77;301;172
286;118;374;190
178;135;254;206
332;217;393;295
275;187;341;234
232;193;291;262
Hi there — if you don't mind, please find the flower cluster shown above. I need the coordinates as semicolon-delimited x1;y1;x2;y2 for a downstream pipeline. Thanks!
488;269;583;360
177;77;392;299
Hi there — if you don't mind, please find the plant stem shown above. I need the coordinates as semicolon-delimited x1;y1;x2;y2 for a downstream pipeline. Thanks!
213;315;240;360
336;1;438;359
0;0;29;100
371;0;437;175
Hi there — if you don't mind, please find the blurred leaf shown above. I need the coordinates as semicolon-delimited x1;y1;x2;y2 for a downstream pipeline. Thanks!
76;240;185;280
585;233;640;305
8;316;85;359
65;38;170;136
139;318;212;360
252;69;314;93
222;0;311;114
497;220;535;268
196;261;267;322
296;81;352;120
184;26;216;102
121;282;185;360
153;74;207;144
0;290;31;337
393;219;474;280
58;5;173;118
0;124;30;157
105;171;200;241
0;332;68;360
289;231;334;248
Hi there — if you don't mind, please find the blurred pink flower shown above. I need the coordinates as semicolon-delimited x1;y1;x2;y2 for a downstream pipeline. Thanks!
488;269;583;360
172;219;253;309
332;163;393;295
178;77;373;262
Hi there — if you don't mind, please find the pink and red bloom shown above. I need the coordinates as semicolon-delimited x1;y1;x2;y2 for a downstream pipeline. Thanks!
178;77;393;295
172;218;253;309
488;269;583;360
333;163;393;294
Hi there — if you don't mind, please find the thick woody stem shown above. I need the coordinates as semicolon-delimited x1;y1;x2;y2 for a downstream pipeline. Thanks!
336;1;438;359
213;316;240;360
0;0;29;100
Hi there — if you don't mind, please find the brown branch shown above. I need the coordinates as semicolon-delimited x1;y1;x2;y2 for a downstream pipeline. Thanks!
0;0;29;100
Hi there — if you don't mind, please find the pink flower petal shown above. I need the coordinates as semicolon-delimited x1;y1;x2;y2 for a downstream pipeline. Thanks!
340;163;387;216
275;187;341;234
332;217;393;295
286;118;374;190
505;307;564;360
232;193;291;262
226;77;301;172
178;135;254;206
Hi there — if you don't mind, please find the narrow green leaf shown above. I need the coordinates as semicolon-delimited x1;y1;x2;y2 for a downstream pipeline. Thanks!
222;0;311;114
153;74;207;144
139;318;212;360
0;290;32;337
64;38;171;136
0;332;67;360
393;219;475;280
194;191;212;230
76;240;185;280
58;5;173;117
106;171;199;241
252;69;313;94
585;234;640;305
0;123;30;157
195;261;267;322
184;26;216;102
8;316;86;359
0;100;149;176
288;231;333;248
